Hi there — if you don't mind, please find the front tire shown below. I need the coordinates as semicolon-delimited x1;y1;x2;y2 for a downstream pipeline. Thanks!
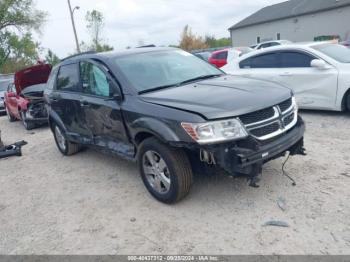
138;137;193;204
5;106;16;122
53;123;81;156
346;93;350;112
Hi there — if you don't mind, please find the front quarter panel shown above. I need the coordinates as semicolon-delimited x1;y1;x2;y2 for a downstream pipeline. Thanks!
336;65;350;110
122;95;205;144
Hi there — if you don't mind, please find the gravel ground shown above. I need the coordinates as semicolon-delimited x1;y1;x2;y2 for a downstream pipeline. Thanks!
0;111;349;255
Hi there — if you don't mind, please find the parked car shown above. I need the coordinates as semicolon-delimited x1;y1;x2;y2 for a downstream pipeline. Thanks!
193;51;212;61
340;39;350;48
254;40;292;50
222;42;350;111
45;48;305;204
208;47;253;68
4;63;52;129
0;76;14;115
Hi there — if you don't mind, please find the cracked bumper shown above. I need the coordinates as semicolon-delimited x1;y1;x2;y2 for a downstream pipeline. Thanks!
205;117;306;177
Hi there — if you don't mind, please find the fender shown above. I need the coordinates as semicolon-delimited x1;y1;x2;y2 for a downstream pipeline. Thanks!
130;117;181;144
17;97;29;111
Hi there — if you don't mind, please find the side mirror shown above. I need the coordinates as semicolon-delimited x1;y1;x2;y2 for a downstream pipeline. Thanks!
311;59;330;70
7;92;16;98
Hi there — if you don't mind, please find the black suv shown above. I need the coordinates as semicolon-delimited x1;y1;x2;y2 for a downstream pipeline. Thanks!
45;48;305;204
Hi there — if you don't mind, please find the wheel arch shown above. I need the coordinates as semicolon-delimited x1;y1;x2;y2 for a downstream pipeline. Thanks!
131;118;181;145
48;110;68;133
341;88;350;111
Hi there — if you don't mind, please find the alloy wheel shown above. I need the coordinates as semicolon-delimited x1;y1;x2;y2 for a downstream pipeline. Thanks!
6;107;11;120
55;126;66;151
142;150;171;194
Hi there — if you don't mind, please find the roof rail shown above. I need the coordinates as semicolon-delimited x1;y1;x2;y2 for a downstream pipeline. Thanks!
61;51;97;62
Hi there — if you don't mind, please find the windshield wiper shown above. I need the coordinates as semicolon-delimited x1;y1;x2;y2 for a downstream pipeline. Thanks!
139;74;223;94
177;74;223;85
139;84;179;94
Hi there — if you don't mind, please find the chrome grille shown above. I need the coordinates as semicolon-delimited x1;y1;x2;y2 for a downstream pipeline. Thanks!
278;98;293;113
239;107;275;125
239;97;297;141
250;122;280;137
283;113;294;126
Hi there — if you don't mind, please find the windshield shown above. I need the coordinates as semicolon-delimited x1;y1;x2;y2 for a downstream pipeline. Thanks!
313;44;350;63
0;79;13;91
113;50;223;92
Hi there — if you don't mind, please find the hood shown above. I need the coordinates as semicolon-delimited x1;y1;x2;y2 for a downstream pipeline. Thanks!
140;75;292;120
14;64;52;94
20;83;46;99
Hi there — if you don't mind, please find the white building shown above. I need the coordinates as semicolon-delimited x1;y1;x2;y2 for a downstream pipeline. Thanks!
229;0;350;46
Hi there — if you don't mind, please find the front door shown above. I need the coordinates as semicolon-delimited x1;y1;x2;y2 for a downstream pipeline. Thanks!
78;60;131;155
274;51;338;110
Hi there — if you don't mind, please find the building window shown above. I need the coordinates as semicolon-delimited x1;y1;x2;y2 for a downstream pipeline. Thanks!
257;37;261;43
277;33;281;40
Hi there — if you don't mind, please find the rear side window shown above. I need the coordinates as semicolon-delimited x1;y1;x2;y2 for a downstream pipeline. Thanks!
56;64;80;92
213;51;228;60
240;53;281;68
280;51;315;68
80;62;111;97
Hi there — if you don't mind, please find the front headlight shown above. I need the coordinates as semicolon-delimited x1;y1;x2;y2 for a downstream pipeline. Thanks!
181;119;248;144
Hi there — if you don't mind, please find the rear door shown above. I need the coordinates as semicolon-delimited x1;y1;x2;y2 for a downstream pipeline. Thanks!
49;62;92;143
276;51;338;109
78;60;130;152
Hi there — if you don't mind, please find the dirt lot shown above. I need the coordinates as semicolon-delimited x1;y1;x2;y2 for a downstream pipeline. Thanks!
0;111;349;255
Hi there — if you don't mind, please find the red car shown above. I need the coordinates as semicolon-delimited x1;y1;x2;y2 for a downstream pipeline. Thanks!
208;49;229;68
4;63;52;130
208;47;253;68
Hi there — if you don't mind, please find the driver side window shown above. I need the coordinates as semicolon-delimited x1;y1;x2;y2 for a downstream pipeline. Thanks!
80;61;111;97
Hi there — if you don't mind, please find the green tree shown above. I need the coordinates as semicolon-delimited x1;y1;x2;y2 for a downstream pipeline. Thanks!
85;10;114;52
0;33;40;73
0;0;46;72
45;49;60;66
205;35;231;48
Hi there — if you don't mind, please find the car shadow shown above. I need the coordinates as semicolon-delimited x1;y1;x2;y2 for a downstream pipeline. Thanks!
299;109;349;118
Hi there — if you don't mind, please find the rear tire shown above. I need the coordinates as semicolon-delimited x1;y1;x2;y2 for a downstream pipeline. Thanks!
138;137;193;204
53;123;81;156
346;93;350;112
5;106;16;122
20;111;35;130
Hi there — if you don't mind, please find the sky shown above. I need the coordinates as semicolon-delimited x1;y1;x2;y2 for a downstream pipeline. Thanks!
35;0;285;58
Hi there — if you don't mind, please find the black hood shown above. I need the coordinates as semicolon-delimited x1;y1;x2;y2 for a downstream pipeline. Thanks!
140;75;292;120
20;83;46;99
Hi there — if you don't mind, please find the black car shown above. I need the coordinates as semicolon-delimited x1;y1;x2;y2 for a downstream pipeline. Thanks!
193;51;212;61
44;48;305;204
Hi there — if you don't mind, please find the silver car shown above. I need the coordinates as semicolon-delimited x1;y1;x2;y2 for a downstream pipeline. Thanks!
0;76;14;114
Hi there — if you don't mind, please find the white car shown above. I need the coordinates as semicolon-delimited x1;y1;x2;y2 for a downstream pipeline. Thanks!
222;42;350;111
253;40;292;50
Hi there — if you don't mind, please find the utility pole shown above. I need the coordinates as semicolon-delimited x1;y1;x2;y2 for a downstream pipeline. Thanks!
67;0;81;53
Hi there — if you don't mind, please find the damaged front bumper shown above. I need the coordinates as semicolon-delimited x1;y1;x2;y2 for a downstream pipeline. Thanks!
197;116;306;177
25;101;48;123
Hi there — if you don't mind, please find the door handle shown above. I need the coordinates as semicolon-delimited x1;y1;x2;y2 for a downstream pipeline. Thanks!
50;94;61;102
279;72;293;76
